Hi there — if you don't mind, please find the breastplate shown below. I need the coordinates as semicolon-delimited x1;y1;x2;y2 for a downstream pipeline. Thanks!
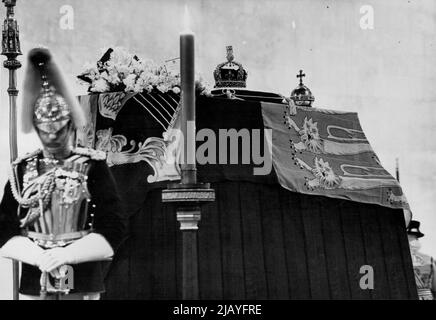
19;154;93;248
413;256;434;288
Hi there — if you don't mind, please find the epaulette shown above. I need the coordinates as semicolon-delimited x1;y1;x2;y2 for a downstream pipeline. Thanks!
12;149;43;166
73;147;107;161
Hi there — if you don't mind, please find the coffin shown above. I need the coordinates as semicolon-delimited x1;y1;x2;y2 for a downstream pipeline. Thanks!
77;90;417;299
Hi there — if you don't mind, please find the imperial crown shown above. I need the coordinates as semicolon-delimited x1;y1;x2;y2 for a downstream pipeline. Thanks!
213;46;247;88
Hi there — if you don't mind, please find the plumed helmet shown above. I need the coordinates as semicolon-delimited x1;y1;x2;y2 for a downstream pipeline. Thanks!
21;47;86;134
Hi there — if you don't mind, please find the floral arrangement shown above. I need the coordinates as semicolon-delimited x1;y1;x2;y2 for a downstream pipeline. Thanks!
77;47;181;94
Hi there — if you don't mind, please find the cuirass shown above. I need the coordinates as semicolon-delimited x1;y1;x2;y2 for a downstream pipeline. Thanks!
412;253;435;300
19;154;93;248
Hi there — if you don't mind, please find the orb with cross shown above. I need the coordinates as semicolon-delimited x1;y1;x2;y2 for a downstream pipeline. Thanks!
290;69;315;107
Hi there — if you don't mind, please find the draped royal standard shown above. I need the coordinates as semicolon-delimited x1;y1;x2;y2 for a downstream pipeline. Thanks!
261;102;411;221
77;90;411;223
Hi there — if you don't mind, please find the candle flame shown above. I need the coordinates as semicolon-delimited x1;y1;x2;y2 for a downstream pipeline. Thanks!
183;4;191;32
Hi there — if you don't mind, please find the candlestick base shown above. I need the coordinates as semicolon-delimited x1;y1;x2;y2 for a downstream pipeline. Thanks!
162;181;215;300
162;182;215;203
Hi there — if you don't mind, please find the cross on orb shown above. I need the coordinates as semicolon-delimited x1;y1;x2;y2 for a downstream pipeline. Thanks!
297;70;305;85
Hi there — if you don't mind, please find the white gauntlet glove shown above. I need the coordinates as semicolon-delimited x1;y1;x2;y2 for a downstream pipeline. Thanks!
1;233;114;273
0;236;44;266
38;233;114;272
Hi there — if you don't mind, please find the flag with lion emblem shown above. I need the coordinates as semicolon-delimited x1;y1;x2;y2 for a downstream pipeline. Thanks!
77;92;411;224
261;101;410;222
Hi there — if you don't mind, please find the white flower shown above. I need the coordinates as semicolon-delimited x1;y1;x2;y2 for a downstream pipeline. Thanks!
172;86;180;94
132;76;145;93
90;78;110;93
148;74;160;86
157;83;170;93
139;71;151;83
106;68;122;85
81;47;184;94
123;74;137;92
133;82;144;93
130;59;144;74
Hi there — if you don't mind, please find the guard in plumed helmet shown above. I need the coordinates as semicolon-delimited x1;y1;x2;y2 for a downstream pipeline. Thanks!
0;47;127;300
407;220;436;300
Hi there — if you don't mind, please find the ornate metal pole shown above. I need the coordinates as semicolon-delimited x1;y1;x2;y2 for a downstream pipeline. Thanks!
1;0;22;301
162;12;215;299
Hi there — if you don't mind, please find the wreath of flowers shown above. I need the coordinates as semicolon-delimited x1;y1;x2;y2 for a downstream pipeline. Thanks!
77;47;181;94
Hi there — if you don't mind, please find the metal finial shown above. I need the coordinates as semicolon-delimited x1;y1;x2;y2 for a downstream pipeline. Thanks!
226;45;234;63
37;62;50;92
297;70;306;85
1;0;21;58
